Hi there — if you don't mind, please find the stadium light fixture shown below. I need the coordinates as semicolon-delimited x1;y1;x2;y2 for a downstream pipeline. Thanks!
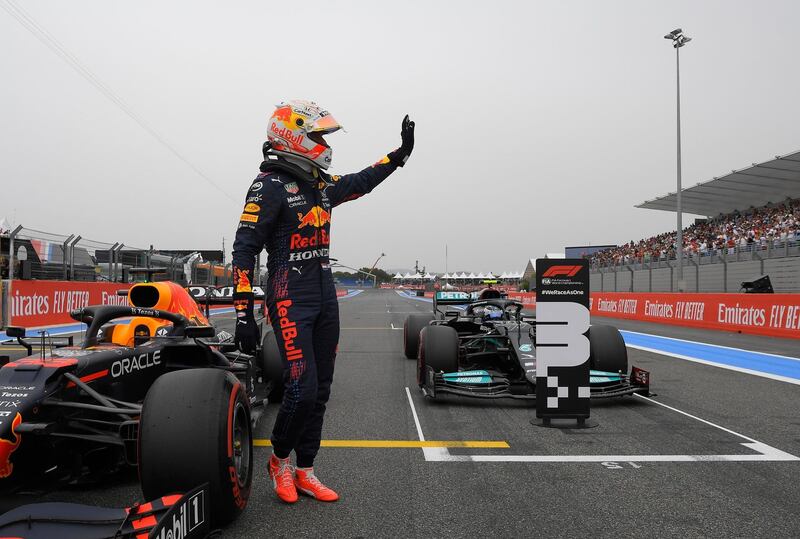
664;28;691;291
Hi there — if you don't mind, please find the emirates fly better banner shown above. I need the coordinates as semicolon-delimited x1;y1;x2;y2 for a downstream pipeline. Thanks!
8;281;131;327
591;292;800;339
535;259;591;421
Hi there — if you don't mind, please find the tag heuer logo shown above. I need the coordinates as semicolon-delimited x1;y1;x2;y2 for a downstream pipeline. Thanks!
285;182;299;194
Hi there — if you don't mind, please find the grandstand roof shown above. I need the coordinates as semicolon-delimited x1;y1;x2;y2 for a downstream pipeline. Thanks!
636;150;800;217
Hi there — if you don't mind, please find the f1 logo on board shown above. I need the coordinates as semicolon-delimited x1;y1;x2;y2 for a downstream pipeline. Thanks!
542;265;583;278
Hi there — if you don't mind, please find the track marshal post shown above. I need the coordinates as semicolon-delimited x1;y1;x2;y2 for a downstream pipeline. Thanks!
534;259;595;428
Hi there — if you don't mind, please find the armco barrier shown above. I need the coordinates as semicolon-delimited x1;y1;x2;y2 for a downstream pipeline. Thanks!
590;292;800;339
7;280;131;328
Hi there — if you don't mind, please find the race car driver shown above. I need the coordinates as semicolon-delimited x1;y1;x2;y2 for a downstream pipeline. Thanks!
231;100;414;504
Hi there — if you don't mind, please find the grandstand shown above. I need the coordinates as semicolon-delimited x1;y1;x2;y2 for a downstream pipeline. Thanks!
591;197;799;266
589;150;800;293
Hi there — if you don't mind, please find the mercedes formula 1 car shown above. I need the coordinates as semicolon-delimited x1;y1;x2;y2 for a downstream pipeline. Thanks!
0;280;284;533
403;291;650;400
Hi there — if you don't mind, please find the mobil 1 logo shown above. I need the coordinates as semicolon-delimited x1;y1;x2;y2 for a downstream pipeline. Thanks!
149;484;208;539
535;259;591;422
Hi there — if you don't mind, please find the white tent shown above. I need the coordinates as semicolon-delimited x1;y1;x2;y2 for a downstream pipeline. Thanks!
485;272;495;279
477;272;486;279
423;272;435;280
458;272;468;279
403;272;414;279
393;273;403;280
467;272;477;280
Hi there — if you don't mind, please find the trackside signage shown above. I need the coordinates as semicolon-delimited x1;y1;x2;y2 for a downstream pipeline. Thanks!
535;259;591;420
590;292;800;339
7;281;131;328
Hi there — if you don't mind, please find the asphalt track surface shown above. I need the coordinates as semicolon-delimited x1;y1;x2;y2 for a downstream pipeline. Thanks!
2;289;800;538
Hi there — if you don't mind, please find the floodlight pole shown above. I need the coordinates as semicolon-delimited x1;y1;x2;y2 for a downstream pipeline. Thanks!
675;43;684;291
665;28;690;291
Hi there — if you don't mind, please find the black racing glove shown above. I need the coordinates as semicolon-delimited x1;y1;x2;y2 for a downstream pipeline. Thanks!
388;114;415;167
233;292;260;355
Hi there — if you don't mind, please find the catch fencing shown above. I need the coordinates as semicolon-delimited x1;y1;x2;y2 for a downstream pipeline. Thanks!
1;224;234;328
1;226;232;285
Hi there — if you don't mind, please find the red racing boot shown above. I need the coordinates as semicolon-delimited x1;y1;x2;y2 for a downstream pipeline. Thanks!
268;454;298;503
294;467;339;502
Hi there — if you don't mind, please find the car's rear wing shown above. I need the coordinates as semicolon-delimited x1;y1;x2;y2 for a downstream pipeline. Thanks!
433;291;473;314
186;285;266;319
187;285;265;305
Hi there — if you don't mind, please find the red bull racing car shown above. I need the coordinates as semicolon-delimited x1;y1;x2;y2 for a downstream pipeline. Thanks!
403;291;650;401
0;280;283;537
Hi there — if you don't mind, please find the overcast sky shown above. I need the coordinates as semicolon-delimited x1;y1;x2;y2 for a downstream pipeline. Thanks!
1;0;799;273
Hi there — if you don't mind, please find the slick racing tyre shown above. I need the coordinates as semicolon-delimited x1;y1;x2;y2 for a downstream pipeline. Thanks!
140;369;252;526
588;325;628;374
419;325;459;376
261;328;285;403
404;314;434;359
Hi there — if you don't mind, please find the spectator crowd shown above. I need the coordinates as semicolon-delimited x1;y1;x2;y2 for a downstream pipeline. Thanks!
591;198;800;267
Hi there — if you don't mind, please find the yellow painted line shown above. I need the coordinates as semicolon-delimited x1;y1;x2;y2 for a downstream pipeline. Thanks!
252;439;509;448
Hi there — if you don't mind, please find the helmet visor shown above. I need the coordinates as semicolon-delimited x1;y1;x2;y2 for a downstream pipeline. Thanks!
309;114;342;134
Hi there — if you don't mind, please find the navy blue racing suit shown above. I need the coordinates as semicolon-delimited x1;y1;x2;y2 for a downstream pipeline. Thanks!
231;154;401;467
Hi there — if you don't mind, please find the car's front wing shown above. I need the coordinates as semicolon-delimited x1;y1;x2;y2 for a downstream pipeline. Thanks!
420;366;650;400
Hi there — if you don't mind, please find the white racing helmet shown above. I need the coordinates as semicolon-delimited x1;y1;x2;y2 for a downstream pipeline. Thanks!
267;100;342;170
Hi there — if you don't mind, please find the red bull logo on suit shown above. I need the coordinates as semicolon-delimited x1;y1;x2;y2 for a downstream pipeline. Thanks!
297;206;331;228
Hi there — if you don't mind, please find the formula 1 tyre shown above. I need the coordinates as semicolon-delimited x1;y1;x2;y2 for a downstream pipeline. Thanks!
404;314;435;359
261;328;285;403
140;369;252;527
588;324;628;374
419;325;459;379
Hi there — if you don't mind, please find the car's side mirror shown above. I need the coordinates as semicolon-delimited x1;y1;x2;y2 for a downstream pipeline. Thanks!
185;326;216;339
5;326;26;338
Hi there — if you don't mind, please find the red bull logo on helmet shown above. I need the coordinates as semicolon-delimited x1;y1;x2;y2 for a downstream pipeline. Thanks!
272;105;293;124
297;206;331;228
0;413;22;478
270;123;304;146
